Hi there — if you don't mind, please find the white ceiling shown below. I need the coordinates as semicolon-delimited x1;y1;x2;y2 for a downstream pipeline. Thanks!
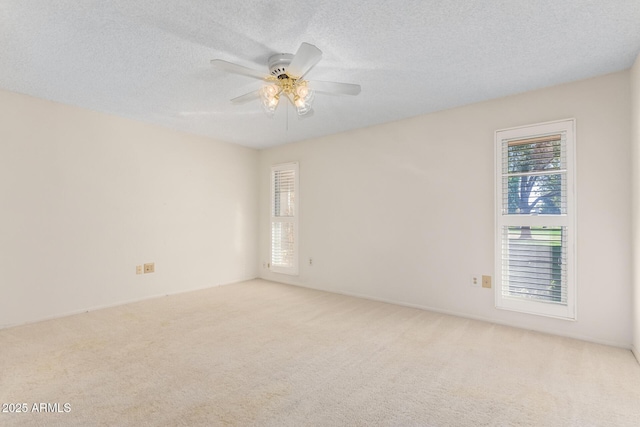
1;1;640;149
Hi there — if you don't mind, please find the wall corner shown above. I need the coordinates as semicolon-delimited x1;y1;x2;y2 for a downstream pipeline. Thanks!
631;52;640;357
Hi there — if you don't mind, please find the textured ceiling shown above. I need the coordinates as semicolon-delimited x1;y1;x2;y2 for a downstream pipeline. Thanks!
1;1;640;149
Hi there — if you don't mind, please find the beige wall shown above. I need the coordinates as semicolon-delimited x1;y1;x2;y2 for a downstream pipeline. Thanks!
632;54;640;361
2;69;634;349
0;89;258;328
259;71;632;347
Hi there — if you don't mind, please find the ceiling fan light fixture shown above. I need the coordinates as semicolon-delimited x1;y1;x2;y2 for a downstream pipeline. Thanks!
296;106;314;118
294;96;313;116
293;82;314;115
211;42;361;120
296;106;312;116
295;84;309;98
262;84;279;97
261;99;278;117
260;85;280;116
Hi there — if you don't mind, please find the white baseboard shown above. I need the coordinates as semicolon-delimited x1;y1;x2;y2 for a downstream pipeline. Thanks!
632;345;640;365
262;279;632;350
5;276;633;353
0;276;257;331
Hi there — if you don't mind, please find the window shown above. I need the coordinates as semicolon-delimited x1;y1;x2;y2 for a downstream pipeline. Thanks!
271;163;299;275
495;119;576;319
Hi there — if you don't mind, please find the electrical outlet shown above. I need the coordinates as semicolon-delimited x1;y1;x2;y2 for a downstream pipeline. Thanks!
144;263;155;274
309;258;313;266
482;275;492;288
136;265;143;275
470;274;481;287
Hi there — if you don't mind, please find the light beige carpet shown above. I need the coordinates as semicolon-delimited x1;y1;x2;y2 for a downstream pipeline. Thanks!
1;279;639;426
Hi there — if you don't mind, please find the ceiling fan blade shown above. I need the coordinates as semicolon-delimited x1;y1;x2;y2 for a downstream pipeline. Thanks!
231;90;261;104
210;59;268;80
309;80;361;96
287;42;322;79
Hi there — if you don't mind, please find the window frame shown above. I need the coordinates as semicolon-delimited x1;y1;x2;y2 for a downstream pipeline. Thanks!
494;119;577;320
270;162;299;276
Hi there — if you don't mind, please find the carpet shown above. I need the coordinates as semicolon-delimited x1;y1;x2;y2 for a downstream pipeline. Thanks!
1;279;639;426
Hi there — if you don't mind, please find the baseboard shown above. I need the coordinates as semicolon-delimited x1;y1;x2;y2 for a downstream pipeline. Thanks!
0;276;257;331
632;345;640;365
5;276;632;353
260;279;632;350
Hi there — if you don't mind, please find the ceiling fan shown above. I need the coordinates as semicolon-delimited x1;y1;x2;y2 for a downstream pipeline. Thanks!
211;43;361;118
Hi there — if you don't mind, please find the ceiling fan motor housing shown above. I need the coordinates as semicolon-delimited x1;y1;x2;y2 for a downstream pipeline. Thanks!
268;53;294;79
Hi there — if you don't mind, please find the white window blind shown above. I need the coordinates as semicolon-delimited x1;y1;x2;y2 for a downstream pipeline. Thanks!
501;226;567;304
495;120;576;320
271;163;299;275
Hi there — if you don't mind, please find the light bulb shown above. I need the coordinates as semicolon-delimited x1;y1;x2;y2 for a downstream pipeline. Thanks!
295;100;312;116
292;82;313;117
260;84;281;117
263;84;279;97
296;85;309;99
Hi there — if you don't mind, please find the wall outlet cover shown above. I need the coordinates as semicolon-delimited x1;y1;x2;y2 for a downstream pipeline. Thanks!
482;275;492;288
470;274;481;287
